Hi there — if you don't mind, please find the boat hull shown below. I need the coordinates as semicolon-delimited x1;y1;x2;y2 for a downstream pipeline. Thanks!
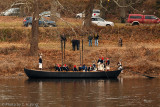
24;68;121;79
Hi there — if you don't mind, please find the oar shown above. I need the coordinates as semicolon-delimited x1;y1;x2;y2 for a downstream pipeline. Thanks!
129;71;156;79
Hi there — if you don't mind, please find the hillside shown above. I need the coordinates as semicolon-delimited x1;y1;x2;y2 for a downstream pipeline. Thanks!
0;16;160;77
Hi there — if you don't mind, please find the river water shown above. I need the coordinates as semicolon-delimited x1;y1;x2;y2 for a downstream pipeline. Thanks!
0;77;159;107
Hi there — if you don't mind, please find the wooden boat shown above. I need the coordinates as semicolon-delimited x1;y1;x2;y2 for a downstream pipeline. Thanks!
24;68;122;79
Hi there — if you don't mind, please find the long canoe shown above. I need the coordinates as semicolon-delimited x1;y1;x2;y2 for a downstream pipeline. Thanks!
24;68;121;79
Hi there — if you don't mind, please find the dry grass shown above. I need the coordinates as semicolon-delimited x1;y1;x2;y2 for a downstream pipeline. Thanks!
0;40;159;77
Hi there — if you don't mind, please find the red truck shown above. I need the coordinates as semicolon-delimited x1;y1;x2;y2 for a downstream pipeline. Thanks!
127;14;160;26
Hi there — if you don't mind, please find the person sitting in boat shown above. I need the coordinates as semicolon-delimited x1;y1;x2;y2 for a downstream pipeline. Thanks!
39;54;42;70
88;65;92;71
73;65;78;71
106;58;110;71
63;64;69;71
56;64;61;71
82;64;87;72
92;63;96;71
78;64;82;71
55;64;58;71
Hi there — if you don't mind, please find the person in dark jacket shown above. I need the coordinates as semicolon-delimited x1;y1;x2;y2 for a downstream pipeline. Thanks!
82;64;87;72
106;58;110;66
78;64;82;71
63;64;69;71
73;65;78;71
100;57;104;64
94;33;99;46
88;34;93;46
118;38;123;47
71;39;80;51
106;58;110;71
92;63;96;70
88;65;92;71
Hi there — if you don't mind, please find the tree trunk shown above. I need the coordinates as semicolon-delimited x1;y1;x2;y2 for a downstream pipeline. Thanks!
120;0;126;23
84;0;96;27
100;0;107;19
30;0;39;56
20;5;25;17
51;0;58;21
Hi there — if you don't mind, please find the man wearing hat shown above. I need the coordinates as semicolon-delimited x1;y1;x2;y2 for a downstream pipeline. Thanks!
106;58;110;71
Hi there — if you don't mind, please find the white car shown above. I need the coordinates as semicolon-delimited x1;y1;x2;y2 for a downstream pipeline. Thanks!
91;17;114;26
39;11;60;18
76;9;100;18
1;8;20;16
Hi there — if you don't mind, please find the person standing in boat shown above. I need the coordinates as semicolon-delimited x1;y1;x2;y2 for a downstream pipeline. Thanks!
99;57;104;71
117;60;123;72
106;58;110;71
39;54;42;70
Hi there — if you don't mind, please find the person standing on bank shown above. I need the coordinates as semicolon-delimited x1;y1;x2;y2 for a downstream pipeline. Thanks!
39;54;42;70
88;34;93;47
118;38;123;47
94;33;99;46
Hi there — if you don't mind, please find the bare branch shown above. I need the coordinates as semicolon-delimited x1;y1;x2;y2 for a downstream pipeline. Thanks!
112;0;143;8
99;0;108;12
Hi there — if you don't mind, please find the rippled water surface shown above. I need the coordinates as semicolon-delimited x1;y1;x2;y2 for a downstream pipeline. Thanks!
0;78;160;107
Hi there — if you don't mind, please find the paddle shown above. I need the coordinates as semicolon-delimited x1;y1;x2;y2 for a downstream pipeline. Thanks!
129;71;156;79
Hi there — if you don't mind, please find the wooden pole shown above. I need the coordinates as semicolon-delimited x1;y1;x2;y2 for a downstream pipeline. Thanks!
82;40;83;65
80;41;81;65
61;40;63;66
64;40;65;64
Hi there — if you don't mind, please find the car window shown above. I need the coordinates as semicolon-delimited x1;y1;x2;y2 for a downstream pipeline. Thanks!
5;9;12;12
93;10;100;13
13;9;20;13
145;16;152;19
92;18;97;21
150;16;157;19
130;16;142;19
97;18;104;21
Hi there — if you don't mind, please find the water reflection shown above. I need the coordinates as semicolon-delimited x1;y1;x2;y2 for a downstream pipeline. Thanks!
0;78;159;107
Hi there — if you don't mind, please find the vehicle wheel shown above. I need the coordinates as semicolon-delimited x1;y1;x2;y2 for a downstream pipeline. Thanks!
106;24;111;26
28;24;32;27
76;16;81;19
48;25;54;27
132;23;139;26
